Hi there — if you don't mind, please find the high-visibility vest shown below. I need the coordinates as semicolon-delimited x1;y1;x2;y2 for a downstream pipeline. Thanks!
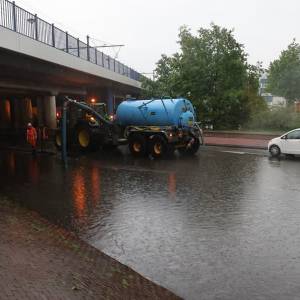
27;127;37;147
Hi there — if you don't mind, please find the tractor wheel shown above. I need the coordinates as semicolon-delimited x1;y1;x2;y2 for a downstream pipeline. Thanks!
76;125;98;152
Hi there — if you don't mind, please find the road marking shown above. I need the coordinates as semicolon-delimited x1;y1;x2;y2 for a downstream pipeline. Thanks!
222;150;246;155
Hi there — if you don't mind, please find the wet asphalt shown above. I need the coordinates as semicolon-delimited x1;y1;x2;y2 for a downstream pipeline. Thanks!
0;146;299;300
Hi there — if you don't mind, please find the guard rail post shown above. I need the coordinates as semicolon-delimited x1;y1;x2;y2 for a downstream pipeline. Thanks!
77;38;80;57
12;1;16;31
51;23;55;47
66;31;69;53
87;35;90;61
34;14;38;40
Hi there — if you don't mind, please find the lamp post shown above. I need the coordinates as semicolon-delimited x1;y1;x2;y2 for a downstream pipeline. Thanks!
27;14;38;40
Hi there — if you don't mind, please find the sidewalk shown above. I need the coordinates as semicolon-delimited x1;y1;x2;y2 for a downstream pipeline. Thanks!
0;199;180;300
203;131;275;149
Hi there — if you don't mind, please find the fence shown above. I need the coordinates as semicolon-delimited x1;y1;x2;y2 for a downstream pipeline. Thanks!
0;0;141;81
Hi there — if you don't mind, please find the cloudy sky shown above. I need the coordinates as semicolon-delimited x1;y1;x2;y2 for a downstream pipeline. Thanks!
16;0;300;74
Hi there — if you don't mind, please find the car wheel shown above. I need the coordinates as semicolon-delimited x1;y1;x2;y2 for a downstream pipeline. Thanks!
269;145;281;157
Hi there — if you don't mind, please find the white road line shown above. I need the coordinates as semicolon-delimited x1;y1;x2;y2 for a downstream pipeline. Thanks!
222;151;246;155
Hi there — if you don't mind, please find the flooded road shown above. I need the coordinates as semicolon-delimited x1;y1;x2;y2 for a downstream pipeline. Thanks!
0;147;300;299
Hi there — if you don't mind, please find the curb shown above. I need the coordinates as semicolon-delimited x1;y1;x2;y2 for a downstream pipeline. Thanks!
204;143;268;150
0;199;181;299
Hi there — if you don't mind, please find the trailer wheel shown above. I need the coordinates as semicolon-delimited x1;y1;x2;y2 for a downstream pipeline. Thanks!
149;135;169;159
187;137;200;155
76;125;98;151
128;134;147;157
179;137;200;156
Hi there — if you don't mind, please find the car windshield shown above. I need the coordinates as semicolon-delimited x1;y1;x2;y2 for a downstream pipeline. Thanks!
286;130;300;139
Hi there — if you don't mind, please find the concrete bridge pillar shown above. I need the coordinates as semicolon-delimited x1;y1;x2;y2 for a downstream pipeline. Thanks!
43;96;56;129
99;87;114;115
11;98;21;129
20;97;33;127
107;88;114;115
9;98;32;129
0;99;12;129
36;97;44;126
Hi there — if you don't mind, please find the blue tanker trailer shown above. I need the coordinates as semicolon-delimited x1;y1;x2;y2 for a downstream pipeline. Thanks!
116;98;203;157
55;98;203;158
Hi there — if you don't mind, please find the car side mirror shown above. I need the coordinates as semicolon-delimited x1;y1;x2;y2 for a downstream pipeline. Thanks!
281;135;287;140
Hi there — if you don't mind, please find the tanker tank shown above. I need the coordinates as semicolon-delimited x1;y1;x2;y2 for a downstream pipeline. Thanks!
116;98;196;128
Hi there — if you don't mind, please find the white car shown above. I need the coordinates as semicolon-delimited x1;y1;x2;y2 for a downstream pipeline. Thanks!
268;128;300;157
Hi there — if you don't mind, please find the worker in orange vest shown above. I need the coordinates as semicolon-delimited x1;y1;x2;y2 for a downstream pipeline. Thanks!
26;123;37;155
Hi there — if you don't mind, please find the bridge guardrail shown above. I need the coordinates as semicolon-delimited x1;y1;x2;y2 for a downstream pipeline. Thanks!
0;0;141;82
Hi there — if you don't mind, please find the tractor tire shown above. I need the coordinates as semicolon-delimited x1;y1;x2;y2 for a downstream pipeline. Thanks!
76;125;99;152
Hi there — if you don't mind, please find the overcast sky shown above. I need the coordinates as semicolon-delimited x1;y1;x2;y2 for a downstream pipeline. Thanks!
16;0;300;74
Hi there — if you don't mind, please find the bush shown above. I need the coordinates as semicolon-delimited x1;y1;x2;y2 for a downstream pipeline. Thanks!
246;106;300;131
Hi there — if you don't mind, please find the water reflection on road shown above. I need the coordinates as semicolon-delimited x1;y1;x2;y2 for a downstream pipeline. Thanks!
0;148;299;300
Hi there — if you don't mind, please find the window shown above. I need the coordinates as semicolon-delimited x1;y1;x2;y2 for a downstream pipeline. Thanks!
286;130;300;139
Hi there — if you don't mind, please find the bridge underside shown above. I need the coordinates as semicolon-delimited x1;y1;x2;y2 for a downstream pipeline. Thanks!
0;48;141;136
0;48;140;97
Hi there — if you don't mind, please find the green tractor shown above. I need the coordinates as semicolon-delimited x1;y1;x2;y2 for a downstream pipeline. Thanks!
55;100;119;151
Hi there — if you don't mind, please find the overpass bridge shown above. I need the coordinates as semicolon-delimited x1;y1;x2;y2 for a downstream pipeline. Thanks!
0;0;142;132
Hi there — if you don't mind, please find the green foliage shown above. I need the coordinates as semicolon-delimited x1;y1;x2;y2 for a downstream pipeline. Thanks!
142;24;265;129
267;40;300;103
141;76;161;98
246;106;300;131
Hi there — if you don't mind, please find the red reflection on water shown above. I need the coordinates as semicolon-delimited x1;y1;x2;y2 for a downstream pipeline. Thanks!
28;158;39;184
168;172;177;199
91;166;101;207
72;171;87;219
7;152;16;175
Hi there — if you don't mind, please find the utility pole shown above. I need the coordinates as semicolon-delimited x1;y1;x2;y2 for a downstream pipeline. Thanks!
61;100;68;167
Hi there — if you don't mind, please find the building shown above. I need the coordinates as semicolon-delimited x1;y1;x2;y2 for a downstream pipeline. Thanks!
259;73;287;107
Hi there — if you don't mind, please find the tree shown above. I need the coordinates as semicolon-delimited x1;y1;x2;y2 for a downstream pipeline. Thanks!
141;76;161;98
141;54;181;99
267;40;300;104
142;24;265;129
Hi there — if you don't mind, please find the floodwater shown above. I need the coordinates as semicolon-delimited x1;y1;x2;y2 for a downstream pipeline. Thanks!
0;147;300;300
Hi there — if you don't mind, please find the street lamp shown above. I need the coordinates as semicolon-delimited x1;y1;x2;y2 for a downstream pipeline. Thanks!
27;14;38;40
27;18;35;24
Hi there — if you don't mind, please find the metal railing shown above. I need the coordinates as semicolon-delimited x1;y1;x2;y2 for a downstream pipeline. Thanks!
0;0;141;81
